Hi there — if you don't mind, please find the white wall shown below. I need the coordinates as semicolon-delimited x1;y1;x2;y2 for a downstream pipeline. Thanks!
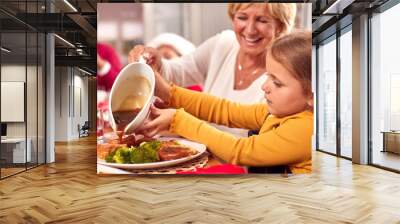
1;65;29;138
54;66;69;141
190;3;232;46
72;73;89;138
144;3;231;46
54;67;89;141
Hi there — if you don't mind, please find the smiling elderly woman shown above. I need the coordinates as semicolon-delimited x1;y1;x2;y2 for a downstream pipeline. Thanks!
129;3;296;137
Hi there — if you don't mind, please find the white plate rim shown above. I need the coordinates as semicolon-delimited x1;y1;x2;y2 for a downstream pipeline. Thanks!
97;137;206;169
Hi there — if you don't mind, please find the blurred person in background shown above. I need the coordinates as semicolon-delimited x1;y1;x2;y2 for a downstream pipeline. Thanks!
97;42;123;135
147;32;196;59
97;42;122;92
129;3;296;137
147;33;201;91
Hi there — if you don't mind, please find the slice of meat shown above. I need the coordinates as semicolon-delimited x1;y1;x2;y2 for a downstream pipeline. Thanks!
121;134;136;147
160;140;180;147
158;145;197;161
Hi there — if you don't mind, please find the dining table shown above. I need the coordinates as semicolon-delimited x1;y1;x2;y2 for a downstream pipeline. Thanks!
96;131;247;175
97;153;232;175
96;100;247;175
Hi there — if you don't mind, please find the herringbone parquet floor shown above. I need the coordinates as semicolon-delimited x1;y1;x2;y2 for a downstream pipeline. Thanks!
1;135;400;223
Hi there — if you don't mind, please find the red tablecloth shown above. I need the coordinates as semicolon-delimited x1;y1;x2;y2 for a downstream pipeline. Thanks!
177;164;247;174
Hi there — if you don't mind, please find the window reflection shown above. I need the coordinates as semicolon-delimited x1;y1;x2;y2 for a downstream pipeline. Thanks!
340;28;352;158
371;3;400;171
0;1;46;179
317;36;337;154
1;31;27;177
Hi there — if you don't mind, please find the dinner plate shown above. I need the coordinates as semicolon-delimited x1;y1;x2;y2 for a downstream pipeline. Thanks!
97;137;206;169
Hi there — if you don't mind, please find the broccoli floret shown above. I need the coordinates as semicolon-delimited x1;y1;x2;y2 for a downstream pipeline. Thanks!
140;140;161;151
112;147;132;164
105;149;116;163
141;141;160;162
130;147;144;163
129;142;160;163
143;147;158;162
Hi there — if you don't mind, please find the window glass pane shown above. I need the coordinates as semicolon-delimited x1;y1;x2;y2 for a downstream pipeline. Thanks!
0;1;46;179
1;30;27;178
371;3;400;171
27;31;38;169
317;36;337;154
340;28;352;158
312;45;317;151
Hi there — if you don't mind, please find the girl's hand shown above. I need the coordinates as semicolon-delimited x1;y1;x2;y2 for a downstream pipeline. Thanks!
139;105;176;137
153;96;168;109
154;71;172;104
128;45;162;73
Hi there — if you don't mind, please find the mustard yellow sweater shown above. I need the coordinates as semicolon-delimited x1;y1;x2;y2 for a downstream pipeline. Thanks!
168;86;313;174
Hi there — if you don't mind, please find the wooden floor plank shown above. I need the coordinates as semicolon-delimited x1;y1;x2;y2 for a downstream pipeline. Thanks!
0;135;399;223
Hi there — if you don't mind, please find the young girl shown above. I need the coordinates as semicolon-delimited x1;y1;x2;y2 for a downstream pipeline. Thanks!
140;31;313;174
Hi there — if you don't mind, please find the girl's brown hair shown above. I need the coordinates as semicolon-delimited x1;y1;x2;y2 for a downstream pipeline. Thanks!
228;3;296;38
269;31;312;95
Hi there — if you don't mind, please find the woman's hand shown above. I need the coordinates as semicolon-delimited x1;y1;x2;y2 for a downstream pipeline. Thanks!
128;45;162;73
138;105;176;137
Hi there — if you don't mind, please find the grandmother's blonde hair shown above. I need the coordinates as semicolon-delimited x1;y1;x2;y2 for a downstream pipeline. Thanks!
228;3;296;37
